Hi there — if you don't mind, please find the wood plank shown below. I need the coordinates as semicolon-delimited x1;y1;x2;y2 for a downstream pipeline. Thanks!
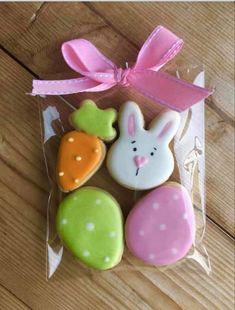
0;2;233;235
0;285;29;310
0;47;234;310
88;2;235;119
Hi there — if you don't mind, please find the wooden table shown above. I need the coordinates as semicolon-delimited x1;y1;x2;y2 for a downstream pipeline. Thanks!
0;3;234;309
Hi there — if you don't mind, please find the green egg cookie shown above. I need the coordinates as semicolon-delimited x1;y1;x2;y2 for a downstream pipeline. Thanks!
70;100;117;141
56;187;124;270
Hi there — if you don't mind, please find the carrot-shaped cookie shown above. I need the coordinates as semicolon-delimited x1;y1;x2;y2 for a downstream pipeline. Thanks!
57;100;117;192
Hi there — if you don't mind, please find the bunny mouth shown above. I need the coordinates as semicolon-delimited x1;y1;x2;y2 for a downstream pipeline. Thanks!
135;168;140;176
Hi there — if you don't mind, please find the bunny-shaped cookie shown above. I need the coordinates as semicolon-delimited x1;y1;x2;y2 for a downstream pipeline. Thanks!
107;101;180;190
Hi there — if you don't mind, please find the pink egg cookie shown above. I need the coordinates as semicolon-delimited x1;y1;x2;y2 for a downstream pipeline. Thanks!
125;182;195;266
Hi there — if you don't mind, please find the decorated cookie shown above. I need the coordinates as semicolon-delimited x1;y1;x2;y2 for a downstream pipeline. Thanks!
125;183;195;266
56;187;124;270
70;100;117;141
57;131;105;192
107;101;180;190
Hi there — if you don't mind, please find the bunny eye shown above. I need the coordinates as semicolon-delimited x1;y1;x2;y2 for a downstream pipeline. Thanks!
133;147;137;152
150;147;157;156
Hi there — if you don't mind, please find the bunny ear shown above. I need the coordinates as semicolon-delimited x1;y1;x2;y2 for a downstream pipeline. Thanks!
119;101;144;137
149;110;180;143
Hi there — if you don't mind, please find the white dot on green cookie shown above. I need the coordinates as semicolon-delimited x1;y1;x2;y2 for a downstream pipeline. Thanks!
104;256;110;263
83;250;90;257
95;199;101;205
73;196;78;201
61;219;68;225
86;222;95;231
109;231;117;238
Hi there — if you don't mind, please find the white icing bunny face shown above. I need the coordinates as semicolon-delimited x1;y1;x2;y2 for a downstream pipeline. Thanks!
107;101;180;190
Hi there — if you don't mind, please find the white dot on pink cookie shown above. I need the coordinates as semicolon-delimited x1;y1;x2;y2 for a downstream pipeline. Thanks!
125;183;195;266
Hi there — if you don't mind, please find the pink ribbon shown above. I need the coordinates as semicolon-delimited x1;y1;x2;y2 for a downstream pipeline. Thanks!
32;26;213;111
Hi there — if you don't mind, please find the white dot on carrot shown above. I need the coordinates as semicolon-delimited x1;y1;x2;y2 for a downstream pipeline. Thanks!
58;172;64;176
75;156;82;161
68;137;74;142
74;179;79;184
94;148;99;153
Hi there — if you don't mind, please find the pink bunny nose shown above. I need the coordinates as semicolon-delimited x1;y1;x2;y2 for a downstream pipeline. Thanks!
133;155;149;168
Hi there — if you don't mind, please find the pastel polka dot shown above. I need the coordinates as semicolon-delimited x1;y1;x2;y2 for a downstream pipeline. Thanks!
56;187;124;270
139;230;145;236
96;199;101;205
86;222;95;231
149;254;155;260
159;224;166;231
104;256;110;262
109;231;117;238
171;248;178;255
125;183;195;266
152;202;159;210
83;250;90;257
61;219;68;225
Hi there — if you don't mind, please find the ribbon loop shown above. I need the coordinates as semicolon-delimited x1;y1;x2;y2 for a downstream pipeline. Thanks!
62;39;115;74
32;26;213;111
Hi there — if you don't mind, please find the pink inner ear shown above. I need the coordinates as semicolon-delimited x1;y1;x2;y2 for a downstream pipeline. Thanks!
128;114;135;136
157;121;172;138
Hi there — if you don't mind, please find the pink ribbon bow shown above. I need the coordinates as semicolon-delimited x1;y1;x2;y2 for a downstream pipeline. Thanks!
32;26;213;111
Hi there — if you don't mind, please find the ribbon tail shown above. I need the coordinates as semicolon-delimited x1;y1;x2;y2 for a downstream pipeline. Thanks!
31;77;115;96
129;71;213;111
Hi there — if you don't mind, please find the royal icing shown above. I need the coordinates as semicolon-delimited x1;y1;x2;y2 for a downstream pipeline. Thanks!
70;100;117;141
125;183;195;265
107;101;180;190
56;187;124;270
57;131;105;192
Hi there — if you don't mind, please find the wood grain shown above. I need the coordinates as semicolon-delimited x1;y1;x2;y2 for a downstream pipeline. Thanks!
0;2;234;235
0;285;29;310
0;41;234;310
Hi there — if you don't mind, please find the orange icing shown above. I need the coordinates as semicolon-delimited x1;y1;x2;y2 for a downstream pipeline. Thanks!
57;131;105;192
